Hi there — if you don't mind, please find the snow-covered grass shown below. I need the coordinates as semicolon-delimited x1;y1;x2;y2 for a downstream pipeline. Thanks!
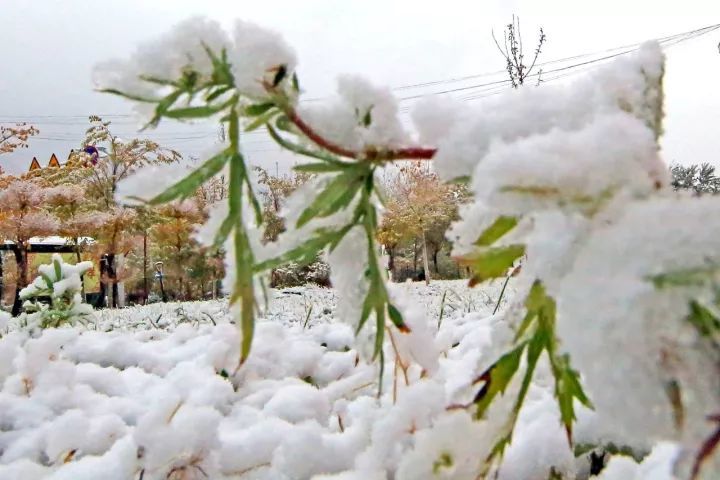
0;278;682;479
90;279;505;333
0;279;551;480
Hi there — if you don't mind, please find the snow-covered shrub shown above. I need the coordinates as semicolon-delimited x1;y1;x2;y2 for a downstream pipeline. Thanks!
17;254;94;330
95;17;719;479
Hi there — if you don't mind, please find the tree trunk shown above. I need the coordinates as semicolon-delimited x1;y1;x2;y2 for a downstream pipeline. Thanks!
106;253;117;308
11;246;27;316
421;230;431;286
0;253;4;305
98;258;107;309
75;239;86;303
413;238;418;271
387;246;395;282
143;232;148;305
432;247;439;275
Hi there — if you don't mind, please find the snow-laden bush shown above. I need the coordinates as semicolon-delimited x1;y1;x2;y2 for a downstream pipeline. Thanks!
67;16;720;479
17;254;94;330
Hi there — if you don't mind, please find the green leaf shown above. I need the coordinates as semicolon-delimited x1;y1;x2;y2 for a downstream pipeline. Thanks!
474;216;519;247
205;86;232;102
514;280;551;341
138;75;177;87
213;216;235;249
474;341;526;419
144;89;183;129
373;304;385;360
98;88;158;104
244;103;275;116
648;265;720;289
432;452;453;474
362;107;373;127
164;96;236;119
53;258;62;282
293;162;348;174
275;115;294;133
553;353;594;443
460;244;526;287
149;150;229;204
356;289;375;336
573;442;646;462
253;226;352;272
387;303;409;333
296;171;365;228
245;108;278;132
40;273;55;290
292;72;300;92
687;300;720;340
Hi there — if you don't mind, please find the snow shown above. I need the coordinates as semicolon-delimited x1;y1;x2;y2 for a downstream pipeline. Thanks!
30;15;719;478
420;42;665;182
0;280;544;479
231;20;298;99
298;75;411;152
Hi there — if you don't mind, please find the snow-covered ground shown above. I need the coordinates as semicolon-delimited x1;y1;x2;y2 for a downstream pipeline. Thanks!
92;279;506;333
0;279;676;479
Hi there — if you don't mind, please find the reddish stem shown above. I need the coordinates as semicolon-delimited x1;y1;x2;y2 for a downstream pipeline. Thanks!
269;84;437;161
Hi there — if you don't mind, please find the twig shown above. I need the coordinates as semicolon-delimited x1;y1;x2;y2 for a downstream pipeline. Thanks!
264;82;436;162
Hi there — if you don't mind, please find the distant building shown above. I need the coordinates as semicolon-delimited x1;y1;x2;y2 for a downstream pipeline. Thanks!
27;151;76;172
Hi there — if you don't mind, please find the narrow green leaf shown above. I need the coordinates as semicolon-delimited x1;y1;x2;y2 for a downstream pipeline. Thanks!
293;162;348;174
53;258;62;281
291;72;300;92
514;280;549;341
474;216;519;247
244;103;275;116
98;88;158;104
138;75;177;87
648;265;720;289
213;216;235;249
387;303;410;333
149;150;229;204
356;285;377;337
275;115;294;133
254;226;349;272
460;244;526;287
144;89;183;129
474;341;526;419
373;304;385;360
40;273;54;290
205;86;232;102
296;171;364;228
686;300;720;345
553;353;594;443
245;108;278;132
362;107;373;127
165;96;235;119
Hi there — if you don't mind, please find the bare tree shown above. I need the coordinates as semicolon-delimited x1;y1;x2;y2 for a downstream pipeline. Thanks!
493;15;547;88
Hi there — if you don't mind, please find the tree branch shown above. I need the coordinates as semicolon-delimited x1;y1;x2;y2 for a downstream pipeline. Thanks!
265;83;437;162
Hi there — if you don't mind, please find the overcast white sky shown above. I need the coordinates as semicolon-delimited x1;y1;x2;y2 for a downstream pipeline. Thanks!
1;0;718;174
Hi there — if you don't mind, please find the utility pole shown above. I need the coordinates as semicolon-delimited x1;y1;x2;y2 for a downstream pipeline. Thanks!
154;261;167;303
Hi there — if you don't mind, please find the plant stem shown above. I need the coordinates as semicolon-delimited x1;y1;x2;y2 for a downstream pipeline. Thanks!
493;275;512;315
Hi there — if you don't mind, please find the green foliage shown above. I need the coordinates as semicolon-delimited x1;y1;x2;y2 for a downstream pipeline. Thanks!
647;264;720;349
460;244;525;287
148;150;231;205
19;255;93;329
103;42;409;370
473;281;592;468
432;452;453;474
474;216;519;247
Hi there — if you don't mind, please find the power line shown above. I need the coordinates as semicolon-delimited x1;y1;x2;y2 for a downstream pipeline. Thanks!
3;21;718;150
